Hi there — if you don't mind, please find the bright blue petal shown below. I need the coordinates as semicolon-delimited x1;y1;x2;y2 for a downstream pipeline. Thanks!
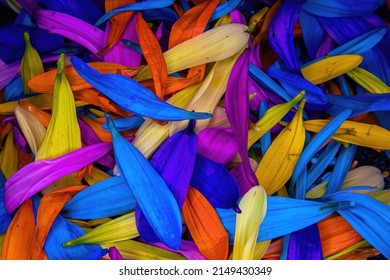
3;75;23;102
209;0;242;22
106;114;182;250
191;153;240;210
303;0;385;17
291;109;352;199
143;8;178;30
102;115;144;132
326;144;357;195
45;215;103;260
62;176;136;220
71;56;212;121
83;248;109;260
0;171;12;233
95;0;174;26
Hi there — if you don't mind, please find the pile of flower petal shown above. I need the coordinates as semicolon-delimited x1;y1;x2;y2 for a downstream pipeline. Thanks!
1;0;390;260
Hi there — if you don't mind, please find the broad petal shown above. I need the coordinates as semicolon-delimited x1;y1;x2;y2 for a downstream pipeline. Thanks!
287;224;323;260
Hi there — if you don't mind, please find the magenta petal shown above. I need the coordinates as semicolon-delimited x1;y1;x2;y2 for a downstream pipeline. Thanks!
108;246;123;260
34;9;105;55
4;142;112;213
196;127;238;164
149;240;206;260
225;49;258;188
103;13;142;67
230;163;253;196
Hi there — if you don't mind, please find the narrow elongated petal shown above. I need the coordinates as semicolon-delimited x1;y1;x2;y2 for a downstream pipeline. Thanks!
191;153;240;210
136;23;250;81
288;224;323;260
35;9;105;55
64;212;138;246
14;105;46;155
346;67;390;93
136;121;197;242
20;32;44;94
256;100;306;195
71;56;211;121
304;119;390;150
1;199;35;259
301;55;363;85
292;109;352;199
95;0;174;26
106;115;181;249
303;0;385;17
233;185;267;260
182;188;229;260
0;174;12;233
0;130;18;179
248;91;304;149
4;142;112;213
136;13;167;99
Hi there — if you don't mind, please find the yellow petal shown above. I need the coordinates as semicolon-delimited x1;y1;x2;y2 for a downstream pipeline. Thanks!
233;185;267;260
248;91;304;149
301;55;363;85
253;240;271;260
325;240;371;260
0;94;87;115
35;54;82;193
103;240;186;260
346;67;390;93
0;130;18;179
370;190;390;205
63;212;138;246
14;105;46;155
304;119;390;150
255;99;306;195
170;47;245;135
83;166;111;186
135;23;249;81
0;233;4;257
21;32;44;93
132;83;200;158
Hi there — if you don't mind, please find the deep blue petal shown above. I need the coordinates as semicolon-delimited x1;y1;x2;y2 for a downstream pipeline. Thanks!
288;223;323;260
3;75;23;102
303;0;385;17
0;171;12;233
191;153;240;210
142;8;178;30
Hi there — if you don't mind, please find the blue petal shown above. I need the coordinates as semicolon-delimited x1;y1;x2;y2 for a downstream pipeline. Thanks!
45;215;103;260
191;153;240;210
102;115;145;132
71;56;212;121
44;0;103;25
3;75;23;102
0;171;12;233
62;176;136;220
287;224;323;260
325;144;357;195
95;0;174;26
292;109;352;199
106;114;182;250
83;248;109;260
326;93;390;117
303;0;385;17
143;8;178;30
209;0;242;22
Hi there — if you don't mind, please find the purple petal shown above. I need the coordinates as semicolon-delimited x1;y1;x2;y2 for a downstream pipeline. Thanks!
149;240;207;260
231;9;247;24
11;123;30;153
230;163;254;196
196;127;238;164
34;9;105;55
225;49;258;188
16;0;40;16
268;0;304;72
287;224;323;260
4;142;112;213
136;121;197;243
103;12;142;67
0;60;20;89
108;246;123;260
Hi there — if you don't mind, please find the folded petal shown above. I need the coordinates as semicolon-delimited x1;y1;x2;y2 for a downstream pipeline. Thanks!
71;56;211;121
4;142;112;213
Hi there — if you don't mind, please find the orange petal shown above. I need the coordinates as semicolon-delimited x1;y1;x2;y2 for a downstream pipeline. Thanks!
1;199;35;260
18;101;51;127
28;62;133;94
80;115;112;142
253;0;281;45
182;187;229;260
98;0;136;55
136;13;168;100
